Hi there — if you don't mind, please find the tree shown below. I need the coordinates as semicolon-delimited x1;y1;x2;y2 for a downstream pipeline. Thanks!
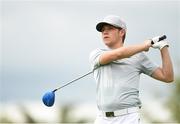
167;78;180;122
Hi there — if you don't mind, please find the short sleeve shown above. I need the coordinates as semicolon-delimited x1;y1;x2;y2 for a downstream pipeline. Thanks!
89;48;104;70
139;52;158;76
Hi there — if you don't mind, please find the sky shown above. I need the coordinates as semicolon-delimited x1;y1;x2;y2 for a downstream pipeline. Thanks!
1;0;180;106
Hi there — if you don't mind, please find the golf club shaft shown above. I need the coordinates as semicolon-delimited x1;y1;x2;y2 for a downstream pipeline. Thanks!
53;70;94;92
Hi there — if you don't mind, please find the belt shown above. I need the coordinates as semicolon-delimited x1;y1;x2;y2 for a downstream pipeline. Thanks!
101;107;140;117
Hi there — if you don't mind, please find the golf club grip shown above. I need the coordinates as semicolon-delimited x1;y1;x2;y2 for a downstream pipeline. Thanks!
159;35;167;41
151;35;167;44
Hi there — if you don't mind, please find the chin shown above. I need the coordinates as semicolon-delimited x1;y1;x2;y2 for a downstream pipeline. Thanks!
103;39;110;44
105;42;112;47
103;40;111;45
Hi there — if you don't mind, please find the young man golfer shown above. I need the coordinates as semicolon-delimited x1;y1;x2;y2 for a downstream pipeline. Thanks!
89;15;174;124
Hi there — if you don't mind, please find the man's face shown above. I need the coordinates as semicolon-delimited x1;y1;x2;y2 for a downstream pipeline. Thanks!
101;24;122;48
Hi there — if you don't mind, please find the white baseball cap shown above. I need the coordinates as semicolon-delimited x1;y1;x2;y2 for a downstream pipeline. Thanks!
96;15;127;32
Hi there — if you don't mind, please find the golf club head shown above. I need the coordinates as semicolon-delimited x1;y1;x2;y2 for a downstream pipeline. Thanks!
42;91;55;107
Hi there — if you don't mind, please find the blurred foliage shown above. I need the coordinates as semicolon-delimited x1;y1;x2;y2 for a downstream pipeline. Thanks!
20;105;36;123
0;117;12;123
60;104;72;122
59;104;91;123
0;103;91;123
167;78;180;122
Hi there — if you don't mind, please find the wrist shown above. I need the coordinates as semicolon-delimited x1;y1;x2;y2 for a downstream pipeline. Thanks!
143;40;151;51
160;44;169;50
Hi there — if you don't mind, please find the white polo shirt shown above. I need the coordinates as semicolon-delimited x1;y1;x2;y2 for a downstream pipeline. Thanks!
89;48;157;112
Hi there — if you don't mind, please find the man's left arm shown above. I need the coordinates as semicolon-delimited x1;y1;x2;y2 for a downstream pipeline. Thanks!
151;47;174;83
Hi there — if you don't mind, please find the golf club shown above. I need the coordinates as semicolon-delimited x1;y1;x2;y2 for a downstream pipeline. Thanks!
42;35;167;107
42;69;96;107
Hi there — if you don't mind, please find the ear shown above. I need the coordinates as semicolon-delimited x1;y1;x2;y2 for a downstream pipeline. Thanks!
119;29;125;37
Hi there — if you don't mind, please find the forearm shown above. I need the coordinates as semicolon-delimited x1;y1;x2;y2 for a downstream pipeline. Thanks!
99;42;150;65
116;44;147;58
152;47;174;82
160;47;174;82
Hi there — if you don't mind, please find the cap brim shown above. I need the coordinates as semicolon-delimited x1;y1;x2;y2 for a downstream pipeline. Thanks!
96;22;112;32
96;22;121;32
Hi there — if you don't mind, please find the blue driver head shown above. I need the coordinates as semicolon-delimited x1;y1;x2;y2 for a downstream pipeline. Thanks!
42;91;55;107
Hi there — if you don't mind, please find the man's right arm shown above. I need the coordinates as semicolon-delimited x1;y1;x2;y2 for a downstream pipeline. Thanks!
99;41;151;65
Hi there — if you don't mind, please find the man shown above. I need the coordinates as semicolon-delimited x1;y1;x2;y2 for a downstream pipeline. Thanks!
89;15;174;124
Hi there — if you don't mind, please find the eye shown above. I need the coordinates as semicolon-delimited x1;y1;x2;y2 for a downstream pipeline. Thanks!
101;27;105;32
101;25;115;32
108;27;114;30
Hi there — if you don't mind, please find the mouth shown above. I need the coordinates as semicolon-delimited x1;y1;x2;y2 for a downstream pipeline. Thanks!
103;36;110;39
